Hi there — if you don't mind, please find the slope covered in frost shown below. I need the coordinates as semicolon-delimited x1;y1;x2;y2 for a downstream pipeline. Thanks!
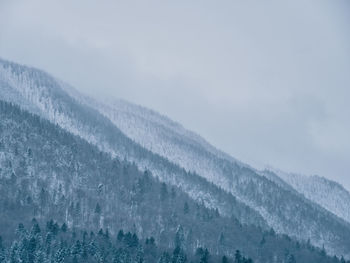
0;58;266;228
1;99;344;263
1;58;350;258
263;167;350;224
67;81;350;258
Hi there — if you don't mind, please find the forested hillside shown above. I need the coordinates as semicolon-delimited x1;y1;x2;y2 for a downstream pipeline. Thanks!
1;58;350;259
0;219;254;263
0;58;267;229
0;100;346;263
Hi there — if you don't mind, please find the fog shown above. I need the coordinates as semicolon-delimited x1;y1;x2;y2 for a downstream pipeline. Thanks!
1;0;350;189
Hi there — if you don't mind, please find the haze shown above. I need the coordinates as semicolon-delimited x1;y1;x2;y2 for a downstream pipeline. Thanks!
1;0;349;189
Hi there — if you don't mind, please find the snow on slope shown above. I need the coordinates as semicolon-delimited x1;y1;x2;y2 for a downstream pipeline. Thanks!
65;91;257;191
64;84;350;258
2;58;350;258
0;58;269;228
62;88;249;171
264;167;350;224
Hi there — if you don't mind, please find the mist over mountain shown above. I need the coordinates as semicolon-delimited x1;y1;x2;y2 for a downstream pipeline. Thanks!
0;59;350;263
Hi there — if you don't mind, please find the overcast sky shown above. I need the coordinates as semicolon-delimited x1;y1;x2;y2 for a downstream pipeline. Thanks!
1;0;350;189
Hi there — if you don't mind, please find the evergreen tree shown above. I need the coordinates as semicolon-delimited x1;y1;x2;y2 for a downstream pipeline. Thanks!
95;203;101;214
34;250;46;263
61;223;68;233
219;232;225;246
161;183;168;200
183;202;189;215
16;223;26;237
135;246;144;263
27;237;37;263
0;236;5;263
172;246;187;263
31;222;41;235
10;242;20;263
117;230;124;242
222;255;228;263
199;248;210;263
234;250;242;263
53;248;65;263
174;226;184;249
287;254;296;263
158;252;171;263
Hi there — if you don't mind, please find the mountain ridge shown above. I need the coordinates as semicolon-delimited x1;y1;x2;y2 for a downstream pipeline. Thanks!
1;99;343;263
1;58;350;258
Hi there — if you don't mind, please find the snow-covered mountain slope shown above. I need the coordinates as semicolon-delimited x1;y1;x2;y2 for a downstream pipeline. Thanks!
263;167;350;224
1;58;350;258
67;93;250;177
67;86;350;257
0;58;266;228
1;100;344;263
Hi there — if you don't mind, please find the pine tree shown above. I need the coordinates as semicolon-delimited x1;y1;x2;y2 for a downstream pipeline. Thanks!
10;242;20;263
27;237;37;263
199;248;210;263
117;230;124;242
135;246;144;263
172;246;187;263
34;250;46;263
222;255;228;263
287;254;296;263
183;202;189;214
53;248;65;263
234;250;242;263
161;183;168;200
158;252;171;263
16;223;26;237
95;203;101;214
0;236;5;263
174;226;184;249
31;222;41;235
132;233;139;247
61;223;68;233
219;232;225;246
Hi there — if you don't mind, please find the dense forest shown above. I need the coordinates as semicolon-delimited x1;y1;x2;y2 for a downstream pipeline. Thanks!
0;219;254;263
0;100;349;263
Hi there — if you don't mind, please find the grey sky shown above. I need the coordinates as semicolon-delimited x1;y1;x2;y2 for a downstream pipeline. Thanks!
1;0;350;189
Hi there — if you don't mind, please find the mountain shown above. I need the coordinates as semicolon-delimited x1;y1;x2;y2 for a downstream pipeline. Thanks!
64;81;350;257
262;167;350;224
1;58;350;258
0;99;341;263
0;58;266;229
